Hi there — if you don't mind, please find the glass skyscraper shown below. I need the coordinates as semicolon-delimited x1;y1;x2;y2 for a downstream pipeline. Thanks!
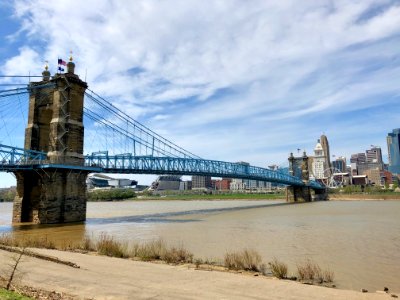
387;128;400;174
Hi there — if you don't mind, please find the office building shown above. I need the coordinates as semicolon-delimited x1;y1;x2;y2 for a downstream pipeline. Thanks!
312;139;327;179
320;134;331;169
364;169;381;185
350;153;366;164
350;153;367;175
332;156;346;173
212;178;231;190
387;129;400;174
366;146;383;164
192;176;212;190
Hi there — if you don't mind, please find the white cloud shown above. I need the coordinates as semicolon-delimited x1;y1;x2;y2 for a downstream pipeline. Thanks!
0;0;399;181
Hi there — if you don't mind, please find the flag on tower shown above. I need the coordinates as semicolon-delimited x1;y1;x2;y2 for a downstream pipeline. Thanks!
57;58;66;73
58;58;67;66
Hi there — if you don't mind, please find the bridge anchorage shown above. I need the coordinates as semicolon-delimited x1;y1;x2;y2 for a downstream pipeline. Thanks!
0;58;326;224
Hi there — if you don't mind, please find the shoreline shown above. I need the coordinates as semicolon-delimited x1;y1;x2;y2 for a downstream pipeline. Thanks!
0;247;394;300
328;194;400;200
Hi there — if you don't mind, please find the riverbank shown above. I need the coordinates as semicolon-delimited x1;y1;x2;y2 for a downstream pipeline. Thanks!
329;193;400;200
0;247;393;300
2;200;399;293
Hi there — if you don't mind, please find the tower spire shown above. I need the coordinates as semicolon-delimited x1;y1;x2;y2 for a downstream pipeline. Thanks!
42;61;51;81
67;50;75;74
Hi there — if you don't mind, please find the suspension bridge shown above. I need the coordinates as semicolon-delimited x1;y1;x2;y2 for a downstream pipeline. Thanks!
0;58;324;224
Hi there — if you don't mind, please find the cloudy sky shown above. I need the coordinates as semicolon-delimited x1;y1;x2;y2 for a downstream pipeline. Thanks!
1;0;400;186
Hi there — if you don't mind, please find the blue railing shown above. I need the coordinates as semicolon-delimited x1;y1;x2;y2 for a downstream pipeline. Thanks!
0;144;47;169
84;153;306;186
0;144;324;189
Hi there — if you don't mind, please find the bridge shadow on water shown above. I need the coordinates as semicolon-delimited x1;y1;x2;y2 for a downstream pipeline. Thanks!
86;201;293;225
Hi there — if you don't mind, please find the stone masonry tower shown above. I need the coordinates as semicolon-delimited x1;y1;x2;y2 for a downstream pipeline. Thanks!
286;151;312;202
12;56;89;224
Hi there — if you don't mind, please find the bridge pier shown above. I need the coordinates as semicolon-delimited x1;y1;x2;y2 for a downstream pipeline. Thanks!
286;186;312;202
13;170;88;223
12;57;89;224
312;188;328;201
286;186;328;202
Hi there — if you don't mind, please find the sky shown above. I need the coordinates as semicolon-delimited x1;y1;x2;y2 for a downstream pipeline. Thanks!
0;0;400;187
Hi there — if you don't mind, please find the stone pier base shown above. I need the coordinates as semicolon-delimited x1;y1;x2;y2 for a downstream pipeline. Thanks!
312;188;329;201
286;186;312;202
12;169;88;224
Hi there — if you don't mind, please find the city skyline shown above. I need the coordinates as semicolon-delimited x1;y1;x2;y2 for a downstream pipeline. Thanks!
0;1;400;186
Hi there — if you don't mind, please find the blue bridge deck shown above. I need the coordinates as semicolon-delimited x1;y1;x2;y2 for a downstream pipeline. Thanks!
0;144;324;189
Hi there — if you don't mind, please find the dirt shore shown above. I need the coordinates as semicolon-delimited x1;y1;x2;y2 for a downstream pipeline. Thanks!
0;248;393;300
328;194;400;200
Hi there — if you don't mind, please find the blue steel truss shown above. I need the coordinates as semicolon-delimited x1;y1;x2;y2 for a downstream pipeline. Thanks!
0;144;46;170
0;144;324;189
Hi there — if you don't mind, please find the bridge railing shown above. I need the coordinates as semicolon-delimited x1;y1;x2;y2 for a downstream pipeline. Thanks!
84;154;307;187
0;144;324;189
0;144;47;169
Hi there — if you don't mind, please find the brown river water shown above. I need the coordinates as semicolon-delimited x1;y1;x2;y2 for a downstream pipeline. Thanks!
0;200;399;293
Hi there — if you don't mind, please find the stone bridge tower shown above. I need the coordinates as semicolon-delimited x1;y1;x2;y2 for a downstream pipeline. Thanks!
12;57;89;224
286;151;312;202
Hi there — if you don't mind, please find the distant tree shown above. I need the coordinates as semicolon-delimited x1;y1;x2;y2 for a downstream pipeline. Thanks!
393;181;399;190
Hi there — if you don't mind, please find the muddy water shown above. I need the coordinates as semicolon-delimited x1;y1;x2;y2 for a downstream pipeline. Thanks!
0;200;399;292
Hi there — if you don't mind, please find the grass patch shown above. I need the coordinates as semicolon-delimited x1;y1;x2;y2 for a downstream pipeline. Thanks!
297;259;334;283
0;288;33;300
1;233;334;285
87;188;136;201
131;239;166;261
162;245;193;264
224;249;262;272
268;258;288;279
0;234;55;249
130;240;193;264
96;234;127;258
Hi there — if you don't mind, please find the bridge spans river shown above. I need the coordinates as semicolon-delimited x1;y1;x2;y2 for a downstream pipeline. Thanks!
0;59;325;224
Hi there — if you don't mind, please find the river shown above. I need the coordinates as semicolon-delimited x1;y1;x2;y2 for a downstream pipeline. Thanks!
0;200;399;293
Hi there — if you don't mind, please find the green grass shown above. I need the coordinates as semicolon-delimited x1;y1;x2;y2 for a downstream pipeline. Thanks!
0;288;33;300
87;188;136;201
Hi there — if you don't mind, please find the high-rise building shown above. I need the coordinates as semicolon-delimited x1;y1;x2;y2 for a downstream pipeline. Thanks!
332;156;346;173
387;129;400;174
320;134;331;169
312;139;326;179
350;153;366;175
366;146;383;171
350;153;366;164
366;146;383;163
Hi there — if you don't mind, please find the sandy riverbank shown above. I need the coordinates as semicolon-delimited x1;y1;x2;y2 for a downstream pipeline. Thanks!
328;194;400;200
0;248;394;300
